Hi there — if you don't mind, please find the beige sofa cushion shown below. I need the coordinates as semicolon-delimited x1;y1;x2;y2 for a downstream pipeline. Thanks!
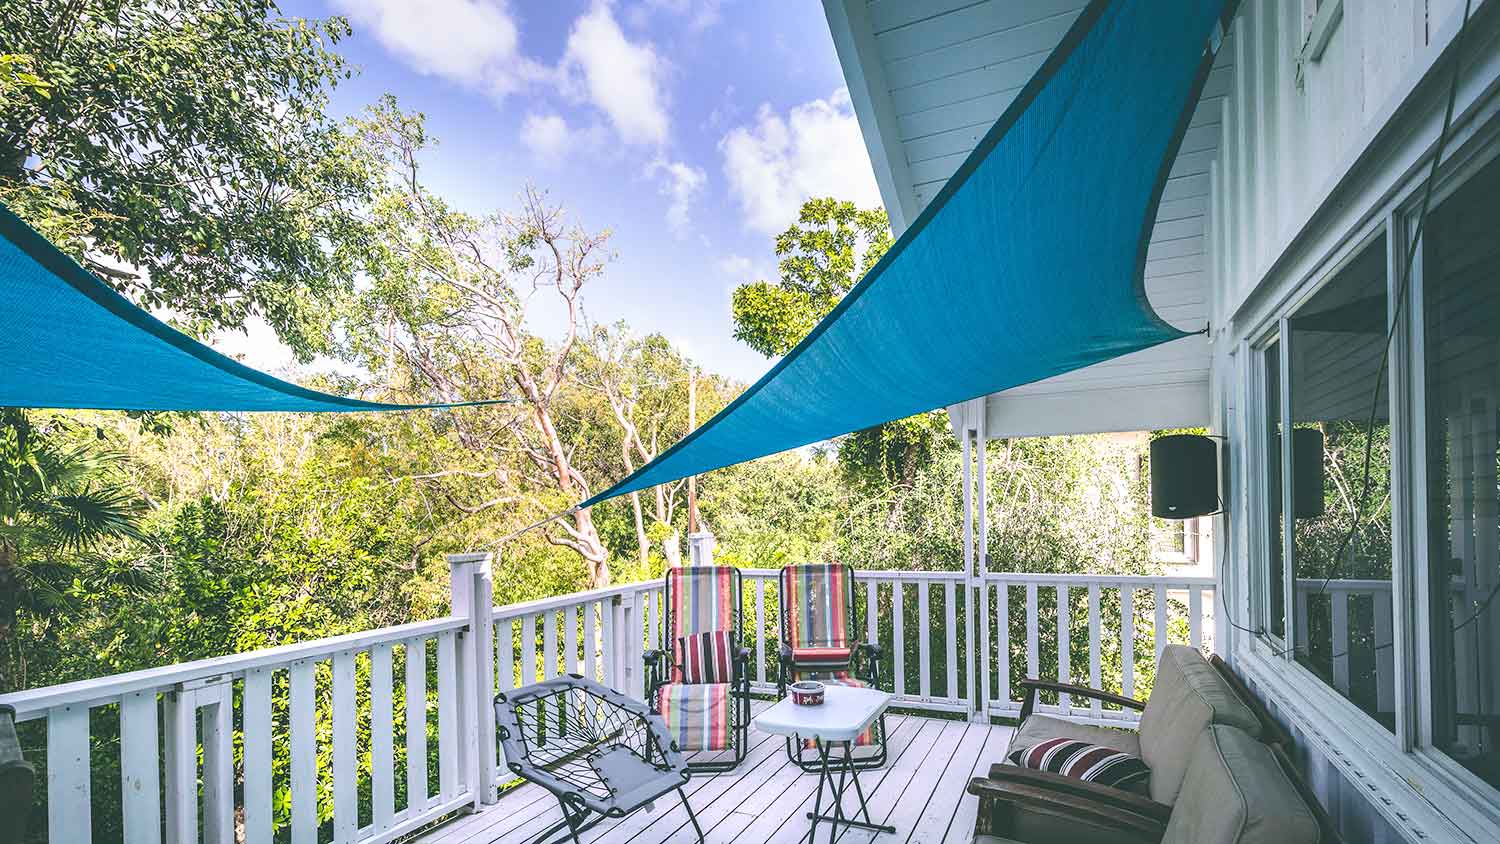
1137;645;1261;803
1161;726;1319;844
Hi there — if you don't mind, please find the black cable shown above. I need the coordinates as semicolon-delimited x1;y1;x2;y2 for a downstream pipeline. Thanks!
1257;0;1472;659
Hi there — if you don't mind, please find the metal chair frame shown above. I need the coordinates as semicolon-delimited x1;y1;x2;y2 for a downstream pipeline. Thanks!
776;563;888;771
494;675;705;844
644;565;753;773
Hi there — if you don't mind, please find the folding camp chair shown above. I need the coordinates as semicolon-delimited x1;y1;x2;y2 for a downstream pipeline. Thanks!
494;675;704;844
777;563;888;770
644;565;752;772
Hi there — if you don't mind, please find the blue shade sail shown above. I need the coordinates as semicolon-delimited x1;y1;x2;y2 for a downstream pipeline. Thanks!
582;0;1229;509
0;206;503;412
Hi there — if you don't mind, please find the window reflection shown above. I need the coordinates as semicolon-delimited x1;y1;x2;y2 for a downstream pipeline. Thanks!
1287;237;1395;732
1424;157;1500;791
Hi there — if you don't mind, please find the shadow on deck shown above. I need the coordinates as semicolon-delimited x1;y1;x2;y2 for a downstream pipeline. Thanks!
411;701;1015;844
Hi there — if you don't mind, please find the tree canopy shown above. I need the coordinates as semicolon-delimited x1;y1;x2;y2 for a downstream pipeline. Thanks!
0;0;376;358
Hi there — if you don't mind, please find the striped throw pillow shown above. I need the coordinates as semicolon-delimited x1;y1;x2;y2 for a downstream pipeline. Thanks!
1007;737;1150;790
678;629;734;684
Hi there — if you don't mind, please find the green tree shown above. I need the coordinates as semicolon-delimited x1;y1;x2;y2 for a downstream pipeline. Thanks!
729;197;943;492
0;1;377;358
342;100;616;586
0;409;143;690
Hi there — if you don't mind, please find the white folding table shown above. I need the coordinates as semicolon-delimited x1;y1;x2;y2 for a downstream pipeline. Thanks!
753;685;897;841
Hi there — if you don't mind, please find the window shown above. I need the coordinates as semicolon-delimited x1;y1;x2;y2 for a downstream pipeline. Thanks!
1286;236;1394;732
1264;341;1287;639
1421;156;1500;791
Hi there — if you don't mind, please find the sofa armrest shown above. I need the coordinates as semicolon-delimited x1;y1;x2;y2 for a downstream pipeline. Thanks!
1018;677;1145;720
982;764;1172;824
968;775;1167;841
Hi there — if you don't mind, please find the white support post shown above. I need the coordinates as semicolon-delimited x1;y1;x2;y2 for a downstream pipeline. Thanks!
688;531;716;566
448;552;497;808
975;400;989;721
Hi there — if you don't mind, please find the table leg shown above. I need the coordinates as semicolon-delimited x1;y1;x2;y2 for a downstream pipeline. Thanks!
803;740;895;837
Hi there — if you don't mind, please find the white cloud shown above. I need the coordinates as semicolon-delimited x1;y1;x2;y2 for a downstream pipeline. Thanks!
561;2;671;147
519;113;608;165
716;254;754;279
647;159;706;237
332;0;546;99
719;89;882;234
631;0;723;32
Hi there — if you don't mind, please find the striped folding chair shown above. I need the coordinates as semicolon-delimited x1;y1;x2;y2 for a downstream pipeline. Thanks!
777;563;888;770
644;566;751;773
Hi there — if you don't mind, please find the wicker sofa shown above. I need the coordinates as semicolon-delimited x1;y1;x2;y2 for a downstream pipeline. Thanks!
969;645;1338;844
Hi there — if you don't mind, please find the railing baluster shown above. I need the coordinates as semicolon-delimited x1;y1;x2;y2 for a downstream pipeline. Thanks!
1189;586;1204;650
893;581;906;696
333;650;358;843
202;684;233;844
437;630;459;800
1154;584;1168;660
755;577;766;685
1025;583;1039;685
654;588;664;653
996;583;1010;708
290;660;317;844
47;704;91;844
1375;592;1394;714
543;611;559;681
602;599;617;689
1088;584;1102;716
865;579;878;651
522;614;538;685
405;638;428;811
121;690;163;844
567;605;581;675
1332;591;1350;693
944;580;958;702
497;618;516;694
1121;588;1136;699
584;603;598;682
1056;584;1071;712
371;643;396;834
163;688;196;844
918;581;932;699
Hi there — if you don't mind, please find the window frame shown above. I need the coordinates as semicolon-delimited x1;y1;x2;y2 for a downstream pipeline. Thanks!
1241;136;1500;835
1401;140;1500;817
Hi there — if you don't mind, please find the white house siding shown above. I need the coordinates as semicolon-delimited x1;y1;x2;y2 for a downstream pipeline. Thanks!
825;0;1217;438
1207;2;1500;843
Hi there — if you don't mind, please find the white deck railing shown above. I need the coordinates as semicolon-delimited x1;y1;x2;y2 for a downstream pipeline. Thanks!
0;555;1217;843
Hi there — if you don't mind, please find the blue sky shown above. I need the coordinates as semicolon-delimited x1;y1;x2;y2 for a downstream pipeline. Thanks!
233;0;882;383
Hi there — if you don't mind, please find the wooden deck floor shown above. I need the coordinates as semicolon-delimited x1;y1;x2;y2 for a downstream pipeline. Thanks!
411;700;1014;844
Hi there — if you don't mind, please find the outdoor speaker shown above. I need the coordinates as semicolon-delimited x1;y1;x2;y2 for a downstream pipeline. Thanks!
1150;434;1219;519
1292;428;1325;519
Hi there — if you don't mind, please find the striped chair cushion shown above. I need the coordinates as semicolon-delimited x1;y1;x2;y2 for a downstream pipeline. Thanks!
657;683;732;752
792;670;878;748
1008;736;1151;790
789;645;853;668
782;564;853;650
678;629;734;684
667;566;737;682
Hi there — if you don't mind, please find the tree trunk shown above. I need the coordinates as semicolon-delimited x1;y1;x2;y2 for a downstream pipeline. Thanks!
630;491;650;569
571;508;610;588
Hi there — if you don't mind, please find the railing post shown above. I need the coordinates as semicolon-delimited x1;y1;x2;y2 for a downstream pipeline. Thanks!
688;530;716;565
448;552;497;809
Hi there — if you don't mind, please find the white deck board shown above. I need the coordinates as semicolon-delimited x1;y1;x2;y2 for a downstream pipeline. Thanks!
407;702;1016;844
